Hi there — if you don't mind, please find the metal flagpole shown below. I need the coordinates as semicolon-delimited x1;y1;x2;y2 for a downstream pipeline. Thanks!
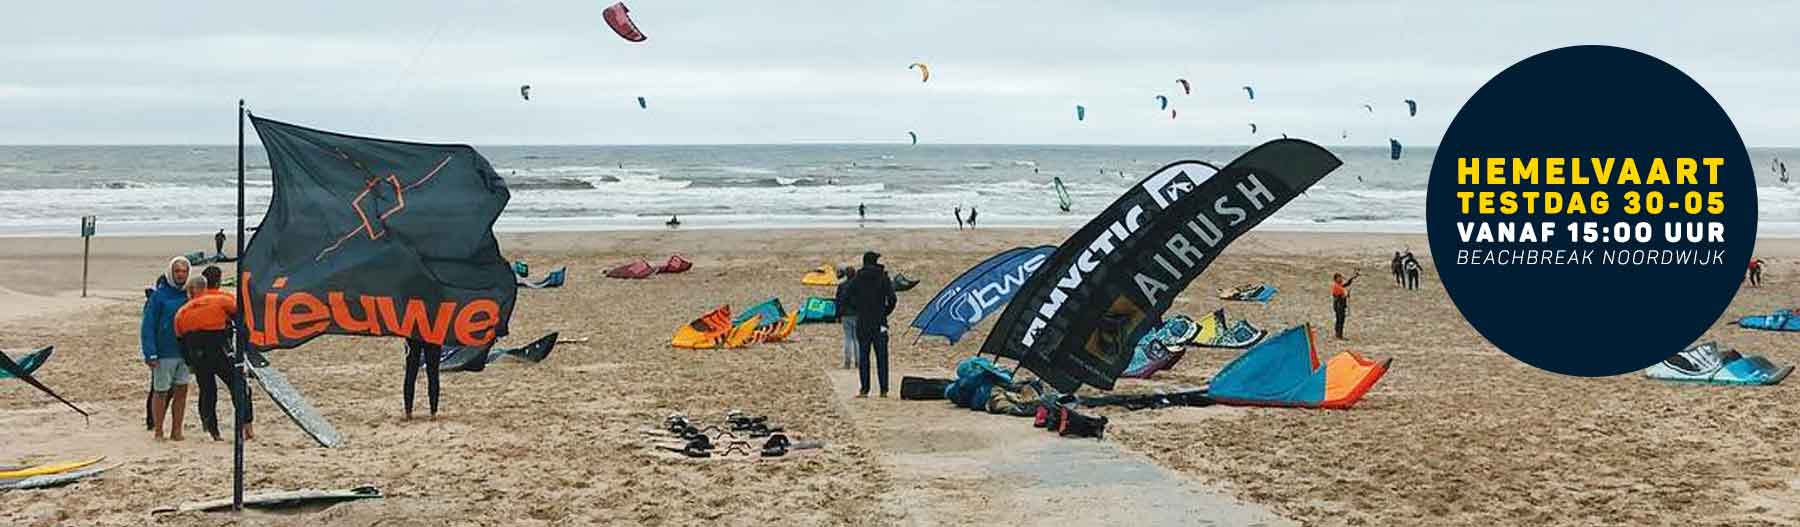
233;99;247;512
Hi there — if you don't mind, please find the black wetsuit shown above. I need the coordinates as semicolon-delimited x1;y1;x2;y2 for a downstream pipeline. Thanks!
1403;254;1421;290
404;338;442;417
954;208;963;230
183;329;253;439
846;258;897;396
967;208;978;229
1391;253;1403;286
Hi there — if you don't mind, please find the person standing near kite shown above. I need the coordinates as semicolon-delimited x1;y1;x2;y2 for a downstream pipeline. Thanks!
954;206;964;230
175;266;255;442
1330;271;1360;340
142;256;193;441
403;338;443;420
1748;258;1765;287
834;265;859;370
967;207;978;229
846;252;897;397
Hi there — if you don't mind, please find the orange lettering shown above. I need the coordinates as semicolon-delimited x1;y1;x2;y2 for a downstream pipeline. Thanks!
278;293;330;341
381;298;455;344
328;292;382;334
453;299;502;346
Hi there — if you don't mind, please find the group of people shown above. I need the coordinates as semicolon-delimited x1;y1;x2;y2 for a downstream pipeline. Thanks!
1390;250;1423;290
140;257;254;442
140;253;451;442
953;206;978;230
834;251;898;397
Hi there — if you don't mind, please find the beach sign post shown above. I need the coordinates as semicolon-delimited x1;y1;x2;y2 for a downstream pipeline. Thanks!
79;215;95;297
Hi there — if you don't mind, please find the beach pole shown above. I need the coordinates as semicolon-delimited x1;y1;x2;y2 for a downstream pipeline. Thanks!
232;99;247;512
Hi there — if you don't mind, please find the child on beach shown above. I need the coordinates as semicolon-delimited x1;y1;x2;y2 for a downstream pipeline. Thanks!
834;265;859;369
1331;271;1360;340
141;256;192;440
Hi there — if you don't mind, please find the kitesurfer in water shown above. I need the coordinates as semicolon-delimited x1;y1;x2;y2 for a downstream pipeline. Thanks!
954;206;964;230
845;252;897;397
403;338;442;420
1749;258;1765;287
1331;271;1360;340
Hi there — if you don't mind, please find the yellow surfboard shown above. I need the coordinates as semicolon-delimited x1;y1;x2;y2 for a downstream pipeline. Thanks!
0;456;104;479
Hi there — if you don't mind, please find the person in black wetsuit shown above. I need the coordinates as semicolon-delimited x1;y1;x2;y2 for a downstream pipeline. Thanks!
845;251;897;397
1331;271;1359;340
214;230;227;258
1390;252;1403;286
954;206;964;230
858;203;867;225
403;338;442;419
967;207;978;229
1402;251;1422;290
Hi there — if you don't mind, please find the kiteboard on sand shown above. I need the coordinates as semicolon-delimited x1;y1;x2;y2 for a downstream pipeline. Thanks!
0;457;104;479
152;486;382;514
245;351;344;448
0;464;116;491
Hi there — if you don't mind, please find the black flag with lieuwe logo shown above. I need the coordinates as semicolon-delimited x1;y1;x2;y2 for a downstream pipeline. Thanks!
978;140;1341;392
241;116;515;351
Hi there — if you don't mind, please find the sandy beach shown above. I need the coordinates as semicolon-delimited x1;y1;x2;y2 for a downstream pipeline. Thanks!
2;228;1797;526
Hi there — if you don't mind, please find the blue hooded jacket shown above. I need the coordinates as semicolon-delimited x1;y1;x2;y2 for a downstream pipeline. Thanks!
140;276;186;361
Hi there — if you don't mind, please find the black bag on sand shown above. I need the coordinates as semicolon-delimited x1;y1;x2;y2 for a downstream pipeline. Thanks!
1057;407;1108;440
900;377;952;400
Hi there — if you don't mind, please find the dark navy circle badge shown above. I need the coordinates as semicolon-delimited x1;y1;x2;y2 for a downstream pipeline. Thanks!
1426;45;1755;377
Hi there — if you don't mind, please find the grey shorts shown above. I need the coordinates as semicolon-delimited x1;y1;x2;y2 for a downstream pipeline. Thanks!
150;357;191;392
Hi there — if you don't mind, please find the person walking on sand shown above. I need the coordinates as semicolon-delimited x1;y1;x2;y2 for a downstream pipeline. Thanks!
1390;252;1403;286
858;203;867;224
1331;271;1360;340
967;207;979;230
1402;251;1423;290
846;252;897;397
833;265;859;369
142;257;192;441
403;338;443;420
1749;258;1765;287
214;230;227;258
175;266;254;442
954;206;964;230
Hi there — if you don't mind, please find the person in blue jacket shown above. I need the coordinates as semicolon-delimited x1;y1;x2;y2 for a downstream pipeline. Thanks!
142;256;193;441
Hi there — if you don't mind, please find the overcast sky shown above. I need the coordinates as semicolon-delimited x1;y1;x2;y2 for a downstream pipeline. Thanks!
2;1;1796;145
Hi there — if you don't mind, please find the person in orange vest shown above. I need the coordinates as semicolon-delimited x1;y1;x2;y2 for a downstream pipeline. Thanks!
1331;271;1360;340
174;266;254;441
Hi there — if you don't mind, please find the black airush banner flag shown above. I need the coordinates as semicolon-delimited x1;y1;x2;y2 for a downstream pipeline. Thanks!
241;116;516;351
978;139;1341;392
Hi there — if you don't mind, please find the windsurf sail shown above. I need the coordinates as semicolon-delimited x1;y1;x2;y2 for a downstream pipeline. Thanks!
1053;177;1071;212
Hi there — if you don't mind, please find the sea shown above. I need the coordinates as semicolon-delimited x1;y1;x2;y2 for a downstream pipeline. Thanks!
1;145;1796;237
